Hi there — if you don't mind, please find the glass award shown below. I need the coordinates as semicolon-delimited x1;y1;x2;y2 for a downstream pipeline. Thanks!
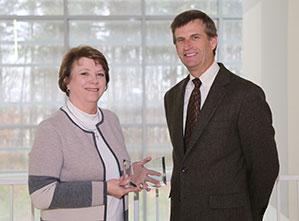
123;157;167;189
122;159;137;187
145;156;167;189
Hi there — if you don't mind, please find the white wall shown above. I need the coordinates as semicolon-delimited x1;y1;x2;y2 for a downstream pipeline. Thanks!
243;0;299;178
243;0;288;174
288;0;299;176
287;0;299;220
243;0;299;219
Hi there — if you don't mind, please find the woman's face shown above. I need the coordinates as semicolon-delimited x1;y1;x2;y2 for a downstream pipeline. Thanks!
66;57;106;113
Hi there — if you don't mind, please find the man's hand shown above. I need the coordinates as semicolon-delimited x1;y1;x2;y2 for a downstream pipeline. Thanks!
131;156;162;191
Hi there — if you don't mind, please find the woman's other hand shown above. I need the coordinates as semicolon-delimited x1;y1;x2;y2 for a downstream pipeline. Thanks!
107;176;138;198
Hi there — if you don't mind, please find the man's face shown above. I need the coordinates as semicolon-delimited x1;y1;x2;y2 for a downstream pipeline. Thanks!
174;19;217;77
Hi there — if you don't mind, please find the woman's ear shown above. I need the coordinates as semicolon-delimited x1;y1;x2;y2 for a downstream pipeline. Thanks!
64;77;71;93
64;76;70;86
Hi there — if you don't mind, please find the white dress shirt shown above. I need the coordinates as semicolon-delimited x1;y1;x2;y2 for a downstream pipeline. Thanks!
183;61;220;134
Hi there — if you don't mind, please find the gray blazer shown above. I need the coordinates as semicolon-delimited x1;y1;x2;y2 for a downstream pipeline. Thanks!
29;108;129;221
164;63;279;221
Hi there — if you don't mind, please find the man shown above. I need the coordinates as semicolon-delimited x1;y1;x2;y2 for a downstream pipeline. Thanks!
164;9;279;221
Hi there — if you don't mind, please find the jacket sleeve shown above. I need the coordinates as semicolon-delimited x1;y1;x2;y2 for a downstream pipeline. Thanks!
238;85;279;220
28;120;106;209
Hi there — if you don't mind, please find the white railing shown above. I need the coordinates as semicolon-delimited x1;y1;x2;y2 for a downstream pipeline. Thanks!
1;174;299;221
275;175;299;221
0;173;35;221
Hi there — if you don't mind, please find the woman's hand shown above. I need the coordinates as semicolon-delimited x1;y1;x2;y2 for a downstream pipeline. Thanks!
107;176;138;198
131;156;162;191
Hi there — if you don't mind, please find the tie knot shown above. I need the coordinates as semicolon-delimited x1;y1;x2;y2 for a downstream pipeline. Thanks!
192;78;201;88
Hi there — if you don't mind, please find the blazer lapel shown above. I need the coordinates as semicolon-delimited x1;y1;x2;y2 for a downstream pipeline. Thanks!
184;65;231;158
169;76;189;157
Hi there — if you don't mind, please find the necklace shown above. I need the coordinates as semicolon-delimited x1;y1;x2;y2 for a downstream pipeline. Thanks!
65;101;101;139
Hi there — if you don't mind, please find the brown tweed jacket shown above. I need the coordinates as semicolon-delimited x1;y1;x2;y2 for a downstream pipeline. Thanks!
164;63;279;221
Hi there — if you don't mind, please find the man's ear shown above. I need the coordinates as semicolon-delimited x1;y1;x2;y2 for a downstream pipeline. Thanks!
210;36;218;51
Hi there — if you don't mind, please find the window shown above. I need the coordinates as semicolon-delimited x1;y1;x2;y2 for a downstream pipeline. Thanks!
0;0;242;220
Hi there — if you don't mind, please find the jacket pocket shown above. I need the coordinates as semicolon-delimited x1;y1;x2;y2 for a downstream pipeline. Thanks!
209;193;247;208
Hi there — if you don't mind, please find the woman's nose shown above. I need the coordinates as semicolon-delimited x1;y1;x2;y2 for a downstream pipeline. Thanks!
89;74;99;83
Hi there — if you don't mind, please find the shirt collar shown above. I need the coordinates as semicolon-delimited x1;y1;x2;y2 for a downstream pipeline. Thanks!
189;61;220;87
66;99;102;125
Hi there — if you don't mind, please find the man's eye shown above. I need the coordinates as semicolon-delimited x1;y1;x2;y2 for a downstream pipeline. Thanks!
192;35;200;40
176;38;184;43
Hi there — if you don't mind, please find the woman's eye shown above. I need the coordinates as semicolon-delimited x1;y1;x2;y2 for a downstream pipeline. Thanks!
80;72;88;75
97;73;105;77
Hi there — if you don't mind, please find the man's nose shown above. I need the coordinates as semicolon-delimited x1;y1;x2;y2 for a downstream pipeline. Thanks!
183;39;193;49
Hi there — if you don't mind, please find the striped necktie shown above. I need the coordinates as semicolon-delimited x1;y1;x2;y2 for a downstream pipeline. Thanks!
184;78;202;152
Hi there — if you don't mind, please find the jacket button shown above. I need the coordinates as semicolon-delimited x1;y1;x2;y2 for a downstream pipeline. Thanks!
181;167;187;173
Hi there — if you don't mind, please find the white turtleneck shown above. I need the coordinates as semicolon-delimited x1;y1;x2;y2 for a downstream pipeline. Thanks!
63;99;123;221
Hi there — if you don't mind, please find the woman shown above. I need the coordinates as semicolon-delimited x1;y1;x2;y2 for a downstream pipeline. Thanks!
28;45;158;221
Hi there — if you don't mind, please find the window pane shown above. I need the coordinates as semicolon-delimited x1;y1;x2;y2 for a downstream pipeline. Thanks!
103;66;142;124
221;20;242;74
223;0;243;17
145;21;187;124
0;0;63;16
0;19;66;166
0;106;59;125
70;20;142;124
13;185;33;220
0;67;63;103
146;0;218;16
122;126;142;159
68;0;141;15
145;185;170;220
70;21;141;47
0;151;29;172
145;64;188;124
145;126;171;150
0;20;65;65
0;184;32;221
0;45;64;66
145;21;176;64
0;185;10;221
145;66;176;124
0;128;35;150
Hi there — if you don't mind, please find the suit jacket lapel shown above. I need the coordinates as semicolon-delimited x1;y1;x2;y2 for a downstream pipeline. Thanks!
169;76;189;157
184;65;231;158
